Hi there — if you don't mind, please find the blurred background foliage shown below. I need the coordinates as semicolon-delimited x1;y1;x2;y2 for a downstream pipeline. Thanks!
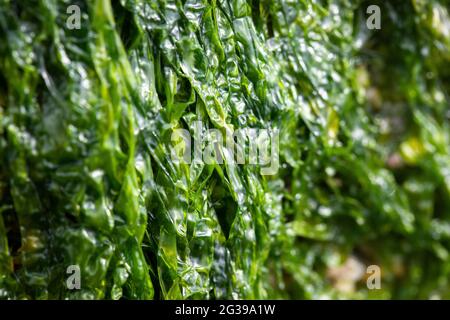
0;0;449;299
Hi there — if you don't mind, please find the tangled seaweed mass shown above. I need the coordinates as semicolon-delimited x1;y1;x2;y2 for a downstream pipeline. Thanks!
0;0;449;299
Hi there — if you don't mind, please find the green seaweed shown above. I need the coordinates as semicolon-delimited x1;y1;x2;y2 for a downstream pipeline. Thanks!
0;0;449;299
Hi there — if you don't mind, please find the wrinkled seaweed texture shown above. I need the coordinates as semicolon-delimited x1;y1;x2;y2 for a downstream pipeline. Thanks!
0;0;449;299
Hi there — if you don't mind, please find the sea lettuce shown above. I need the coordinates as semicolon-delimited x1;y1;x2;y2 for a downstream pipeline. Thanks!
0;0;449;299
